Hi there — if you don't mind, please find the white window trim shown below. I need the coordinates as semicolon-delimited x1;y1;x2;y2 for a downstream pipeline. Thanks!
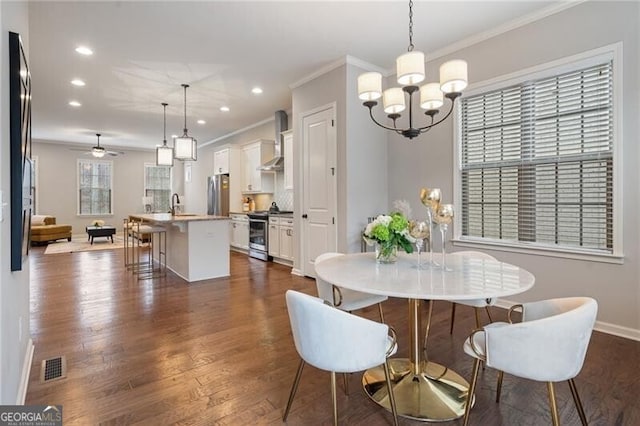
452;42;623;263
77;158;114;216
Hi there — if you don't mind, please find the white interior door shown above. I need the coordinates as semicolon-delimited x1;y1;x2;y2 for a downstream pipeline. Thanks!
301;105;337;277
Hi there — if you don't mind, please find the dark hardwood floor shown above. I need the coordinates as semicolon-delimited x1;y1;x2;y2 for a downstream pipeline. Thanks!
26;246;640;425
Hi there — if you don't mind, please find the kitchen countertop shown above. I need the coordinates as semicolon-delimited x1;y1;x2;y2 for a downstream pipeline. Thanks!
129;213;230;223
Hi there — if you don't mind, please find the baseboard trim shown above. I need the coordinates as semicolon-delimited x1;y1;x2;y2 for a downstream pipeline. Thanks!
291;268;303;277
16;338;34;404
494;299;640;341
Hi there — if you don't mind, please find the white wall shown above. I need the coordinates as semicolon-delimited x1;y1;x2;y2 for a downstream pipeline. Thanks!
0;1;31;404
387;1;640;336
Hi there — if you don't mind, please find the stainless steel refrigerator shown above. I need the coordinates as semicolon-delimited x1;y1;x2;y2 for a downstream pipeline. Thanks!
207;174;230;216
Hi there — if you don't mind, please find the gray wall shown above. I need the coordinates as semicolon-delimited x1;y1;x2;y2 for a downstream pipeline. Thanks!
345;62;388;252
291;61;389;269
32;140;185;234
387;1;640;334
0;1;31;404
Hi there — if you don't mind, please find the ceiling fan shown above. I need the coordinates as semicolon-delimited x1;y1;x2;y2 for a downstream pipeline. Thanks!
71;133;124;157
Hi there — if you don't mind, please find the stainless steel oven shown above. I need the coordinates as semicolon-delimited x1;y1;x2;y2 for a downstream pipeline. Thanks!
247;212;271;261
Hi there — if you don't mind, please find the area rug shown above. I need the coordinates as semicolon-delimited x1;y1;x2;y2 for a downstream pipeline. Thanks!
44;234;126;254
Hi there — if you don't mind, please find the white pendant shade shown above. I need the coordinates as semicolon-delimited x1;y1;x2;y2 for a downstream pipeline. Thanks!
383;88;406;114
396;51;425;86
92;147;105;158
156;145;174;166
174;136;197;161
357;72;382;101
420;83;444;110
440;59;468;94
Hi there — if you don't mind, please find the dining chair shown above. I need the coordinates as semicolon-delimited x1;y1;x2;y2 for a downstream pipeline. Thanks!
447;250;497;334
315;252;388;323
462;297;598;426
282;290;399;426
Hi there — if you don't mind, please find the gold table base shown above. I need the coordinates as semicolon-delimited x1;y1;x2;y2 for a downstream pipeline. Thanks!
363;358;471;422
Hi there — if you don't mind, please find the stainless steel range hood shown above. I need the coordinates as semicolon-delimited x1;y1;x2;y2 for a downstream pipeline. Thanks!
259;110;288;171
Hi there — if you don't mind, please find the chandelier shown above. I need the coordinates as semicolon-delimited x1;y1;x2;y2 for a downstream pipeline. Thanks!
156;102;174;166
174;84;197;161
357;0;468;140
92;133;106;158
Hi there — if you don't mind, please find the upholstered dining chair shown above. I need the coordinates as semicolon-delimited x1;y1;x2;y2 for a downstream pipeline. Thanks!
283;290;399;426
462;297;598;426
448;251;497;334
315;252;390;395
315;252;388;322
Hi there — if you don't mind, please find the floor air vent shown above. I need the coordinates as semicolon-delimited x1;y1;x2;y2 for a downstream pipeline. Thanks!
40;355;67;383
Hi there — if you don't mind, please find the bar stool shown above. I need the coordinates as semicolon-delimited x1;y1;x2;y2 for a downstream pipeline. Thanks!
123;218;138;269
130;221;167;280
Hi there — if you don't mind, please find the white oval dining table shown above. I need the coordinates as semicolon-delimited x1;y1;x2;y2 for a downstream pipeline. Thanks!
315;251;535;422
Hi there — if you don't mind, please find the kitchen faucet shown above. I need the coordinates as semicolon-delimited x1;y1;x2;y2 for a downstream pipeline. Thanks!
171;193;180;215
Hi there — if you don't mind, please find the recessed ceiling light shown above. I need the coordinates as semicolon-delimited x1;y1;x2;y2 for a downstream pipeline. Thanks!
71;79;86;87
75;46;93;56
68;100;81;107
197;119;206;125
220;106;230;112
251;87;263;95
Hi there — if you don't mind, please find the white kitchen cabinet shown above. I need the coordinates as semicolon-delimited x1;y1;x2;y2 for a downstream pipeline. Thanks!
213;148;230;175
279;217;294;261
282;130;293;190
268;216;293;262
241;139;274;194
268;217;280;257
230;214;249;250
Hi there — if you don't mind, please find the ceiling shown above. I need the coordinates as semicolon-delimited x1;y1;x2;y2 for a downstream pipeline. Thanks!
28;1;563;151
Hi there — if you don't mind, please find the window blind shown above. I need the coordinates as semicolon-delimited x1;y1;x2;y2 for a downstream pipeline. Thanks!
460;61;613;253
78;160;112;215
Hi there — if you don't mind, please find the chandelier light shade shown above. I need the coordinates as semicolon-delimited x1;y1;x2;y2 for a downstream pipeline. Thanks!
396;51;425;85
156;102;174;166
420;83;444;110
92;133;106;158
357;0;468;140
174;84;197;161
440;59;468;93
383;88;406;114
357;72;382;101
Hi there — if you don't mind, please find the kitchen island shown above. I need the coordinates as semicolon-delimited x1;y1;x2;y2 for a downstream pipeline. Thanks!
129;213;230;282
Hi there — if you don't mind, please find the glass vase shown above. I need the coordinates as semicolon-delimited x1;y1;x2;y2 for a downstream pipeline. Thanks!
375;242;398;264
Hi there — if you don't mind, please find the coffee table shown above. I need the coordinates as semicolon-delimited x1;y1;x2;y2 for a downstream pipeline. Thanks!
86;226;116;244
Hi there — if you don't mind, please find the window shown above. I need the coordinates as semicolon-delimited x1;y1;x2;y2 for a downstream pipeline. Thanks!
78;159;112;215
457;51;617;256
144;164;172;213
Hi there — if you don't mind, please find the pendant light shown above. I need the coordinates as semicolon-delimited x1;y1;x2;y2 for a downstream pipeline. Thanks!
92;133;106;158
357;0;468;140
156;102;174;166
174;84;197;161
